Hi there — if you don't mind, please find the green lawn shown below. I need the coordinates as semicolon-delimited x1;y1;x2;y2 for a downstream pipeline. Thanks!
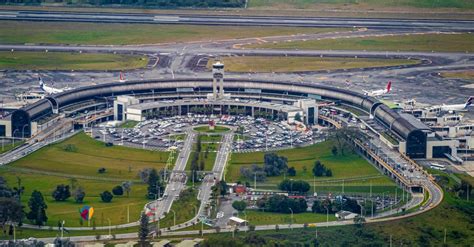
228;141;395;193
186;141;220;172
0;140;24;154
0;51;148;71
1;171;149;227
194;125;230;133
119;120;139;129
0;132;173;227
200;135;224;142
244;210;336;225
249;33;474;53
8;132;170;180
0;21;343;45
207;56;419;73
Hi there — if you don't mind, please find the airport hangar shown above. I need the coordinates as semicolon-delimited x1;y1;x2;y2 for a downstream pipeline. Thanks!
0;77;454;159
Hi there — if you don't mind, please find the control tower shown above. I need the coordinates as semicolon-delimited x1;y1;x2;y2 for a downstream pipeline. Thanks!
212;61;225;99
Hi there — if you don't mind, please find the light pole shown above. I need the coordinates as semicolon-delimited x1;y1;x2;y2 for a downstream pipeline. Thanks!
243;210;247;232
22;124;28;139
326;207;329;228
288;208;293;230
107;218;111;237
60;220;65;239
290;179;294;195
171;209;176;226
12;129;19;146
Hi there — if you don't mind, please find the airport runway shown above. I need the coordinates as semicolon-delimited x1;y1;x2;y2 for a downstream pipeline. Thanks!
1;10;474;31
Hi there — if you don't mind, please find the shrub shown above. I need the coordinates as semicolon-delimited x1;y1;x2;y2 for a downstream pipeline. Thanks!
100;191;113;203
52;184;71;201
112;185;124;196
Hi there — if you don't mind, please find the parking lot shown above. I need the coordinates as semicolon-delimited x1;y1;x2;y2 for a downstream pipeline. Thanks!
232;116;325;152
91;114;326;152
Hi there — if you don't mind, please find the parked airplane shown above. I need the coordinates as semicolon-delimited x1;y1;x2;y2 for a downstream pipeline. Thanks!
440;97;474;112
38;76;70;94
363;81;392;97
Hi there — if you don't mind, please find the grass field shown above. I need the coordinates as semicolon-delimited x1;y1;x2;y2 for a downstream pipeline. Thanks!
0;140;24;154
0;21;343;45
0;51;148;71
228;141;396;194
8;132;170;180
2;172;148;227
207;56;419;73
249;0;474;9
0;132;173;227
441;70;474;81
119;120;139;129
194;125;230;133
244;210;336;225
249;33;474;52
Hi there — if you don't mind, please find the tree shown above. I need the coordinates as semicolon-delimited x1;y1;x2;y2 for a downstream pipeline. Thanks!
263;195;308;213
52;184;71;201
326;169;333;177
263;153;288;177
329;127;358;155
312;199;323;213
98;168;106;174
100;191;113;203
217;181;228;197
331;146;338;156
147;168;163;199
122;181;132;197
0;197;23;231
353;215;366;227
287;167;296;176
112;185;124;196
232;200;247;213
138;212;149;246
278;179;310;194
312;161;332;177
312;161;325;177
27;190;48;226
294;112;302;122
73;187;85;203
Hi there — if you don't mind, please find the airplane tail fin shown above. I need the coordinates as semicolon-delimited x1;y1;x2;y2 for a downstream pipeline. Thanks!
465;96;474;108
386;81;392;93
38;76;44;87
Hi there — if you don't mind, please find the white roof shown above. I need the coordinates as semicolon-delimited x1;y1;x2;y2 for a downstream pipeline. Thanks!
229;216;247;223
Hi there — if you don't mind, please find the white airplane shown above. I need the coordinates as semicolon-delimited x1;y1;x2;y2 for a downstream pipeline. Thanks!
363;81;392;97
440;97;474;112
38;76;70;94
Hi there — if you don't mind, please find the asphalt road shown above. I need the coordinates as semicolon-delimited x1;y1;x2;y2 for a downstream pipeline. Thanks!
150;130;196;219
1;10;474;31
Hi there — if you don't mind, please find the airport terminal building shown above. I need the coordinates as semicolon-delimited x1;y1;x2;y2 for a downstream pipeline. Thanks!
0;63;458;160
